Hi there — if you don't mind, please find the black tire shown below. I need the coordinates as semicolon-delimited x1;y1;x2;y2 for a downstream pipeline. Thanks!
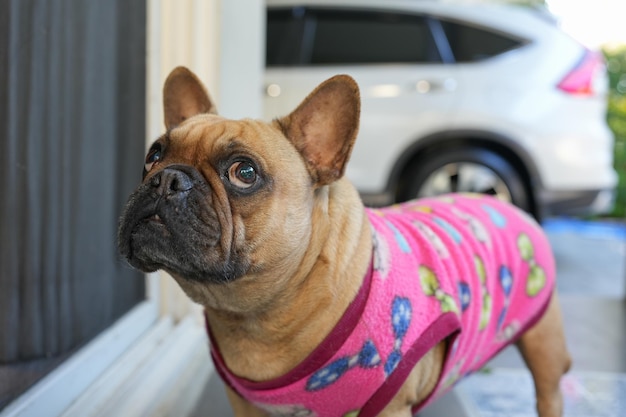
396;147;531;213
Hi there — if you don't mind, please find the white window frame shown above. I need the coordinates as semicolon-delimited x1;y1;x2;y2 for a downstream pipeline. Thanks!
0;295;160;417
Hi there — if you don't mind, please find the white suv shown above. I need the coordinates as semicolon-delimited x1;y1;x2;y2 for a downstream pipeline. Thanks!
263;0;617;218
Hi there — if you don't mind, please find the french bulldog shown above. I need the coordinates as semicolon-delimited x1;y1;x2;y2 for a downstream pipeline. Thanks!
118;67;571;417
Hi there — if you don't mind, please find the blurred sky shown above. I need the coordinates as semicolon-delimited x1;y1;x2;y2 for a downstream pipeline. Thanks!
546;0;626;48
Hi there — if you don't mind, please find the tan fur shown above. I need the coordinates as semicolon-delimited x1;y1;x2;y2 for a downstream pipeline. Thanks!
163;66;218;129
516;293;572;417
139;67;571;416
204;178;372;381
377;343;447;417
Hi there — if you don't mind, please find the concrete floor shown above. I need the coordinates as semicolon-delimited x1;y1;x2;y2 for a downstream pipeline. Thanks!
190;219;626;417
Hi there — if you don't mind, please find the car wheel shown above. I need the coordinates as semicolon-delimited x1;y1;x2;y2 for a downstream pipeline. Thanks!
397;147;531;212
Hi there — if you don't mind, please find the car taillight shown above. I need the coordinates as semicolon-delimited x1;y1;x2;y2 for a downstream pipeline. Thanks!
557;49;605;96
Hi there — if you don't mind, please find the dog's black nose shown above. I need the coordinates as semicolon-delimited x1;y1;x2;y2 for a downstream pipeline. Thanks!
150;168;194;198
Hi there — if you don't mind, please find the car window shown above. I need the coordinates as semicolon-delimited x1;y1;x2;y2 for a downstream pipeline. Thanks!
267;8;306;67
440;20;523;62
308;10;440;65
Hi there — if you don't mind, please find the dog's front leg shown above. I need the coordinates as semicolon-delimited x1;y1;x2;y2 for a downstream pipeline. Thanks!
377;342;447;417
224;385;268;417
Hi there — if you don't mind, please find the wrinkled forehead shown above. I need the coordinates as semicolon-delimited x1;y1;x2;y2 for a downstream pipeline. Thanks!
174;114;275;142
169;114;234;146
161;113;300;167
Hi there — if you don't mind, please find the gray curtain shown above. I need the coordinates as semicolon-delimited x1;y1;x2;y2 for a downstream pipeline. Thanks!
0;0;146;362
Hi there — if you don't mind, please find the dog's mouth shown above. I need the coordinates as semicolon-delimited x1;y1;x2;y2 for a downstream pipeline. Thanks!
136;210;170;238
118;169;247;284
142;213;167;230
120;193;216;273
147;213;163;223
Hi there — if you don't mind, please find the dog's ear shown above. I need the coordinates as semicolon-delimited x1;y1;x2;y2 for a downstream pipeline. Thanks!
278;75;360;186
163;66;217;130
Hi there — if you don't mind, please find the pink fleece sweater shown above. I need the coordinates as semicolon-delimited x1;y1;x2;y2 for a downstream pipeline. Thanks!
209;194;555;417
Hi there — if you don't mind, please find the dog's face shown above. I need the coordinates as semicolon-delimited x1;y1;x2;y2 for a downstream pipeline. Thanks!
118;68;360;301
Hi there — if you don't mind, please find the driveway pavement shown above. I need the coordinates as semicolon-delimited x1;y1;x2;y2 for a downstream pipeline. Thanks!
544;218;625;298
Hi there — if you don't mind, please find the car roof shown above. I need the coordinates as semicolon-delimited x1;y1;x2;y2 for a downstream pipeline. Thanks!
265;0;559;42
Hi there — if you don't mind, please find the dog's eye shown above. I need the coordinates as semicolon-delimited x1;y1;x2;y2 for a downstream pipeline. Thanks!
145;145;162;172
228;161;257;189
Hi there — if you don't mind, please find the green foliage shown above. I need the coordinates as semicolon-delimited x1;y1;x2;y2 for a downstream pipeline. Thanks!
604;45;626;217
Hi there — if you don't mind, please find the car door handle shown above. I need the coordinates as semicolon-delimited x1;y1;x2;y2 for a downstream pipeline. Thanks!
412;78;457;93
265;83;282;97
